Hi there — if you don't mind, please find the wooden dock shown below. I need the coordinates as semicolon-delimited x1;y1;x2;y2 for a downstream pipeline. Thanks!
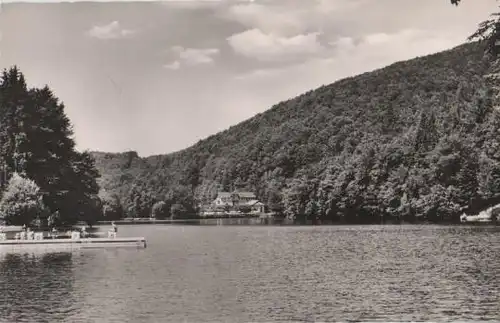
0;237;147;251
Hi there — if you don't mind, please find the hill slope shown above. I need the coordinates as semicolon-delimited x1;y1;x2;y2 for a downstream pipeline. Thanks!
92;42;500;223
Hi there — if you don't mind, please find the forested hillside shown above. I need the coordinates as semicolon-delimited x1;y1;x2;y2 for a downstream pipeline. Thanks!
92;42;500;223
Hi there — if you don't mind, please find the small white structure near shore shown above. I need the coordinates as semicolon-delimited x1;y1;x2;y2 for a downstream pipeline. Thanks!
460;205;500;223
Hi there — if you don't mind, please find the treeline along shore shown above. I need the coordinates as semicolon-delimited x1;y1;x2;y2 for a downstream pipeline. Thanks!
96;218;269;226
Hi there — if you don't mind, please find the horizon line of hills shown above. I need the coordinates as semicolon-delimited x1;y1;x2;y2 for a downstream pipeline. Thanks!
91;41;500;223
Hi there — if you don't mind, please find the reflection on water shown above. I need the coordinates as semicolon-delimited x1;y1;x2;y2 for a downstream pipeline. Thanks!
0;225;499;322
0;252;76;323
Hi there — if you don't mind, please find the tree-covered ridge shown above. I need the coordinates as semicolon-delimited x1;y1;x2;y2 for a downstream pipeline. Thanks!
92;42;500;223
0;67;101;227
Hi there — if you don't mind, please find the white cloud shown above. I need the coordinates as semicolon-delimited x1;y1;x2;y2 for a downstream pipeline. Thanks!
222;1;364;62
163;61;181;70
224;3;308;36
222;1;363;36
364;33;394;45
330;36;356;51
87;21;135;40
159;0;257;10
160;0;223;10
227;29;324;61
178;47;220;65
163;46;220;69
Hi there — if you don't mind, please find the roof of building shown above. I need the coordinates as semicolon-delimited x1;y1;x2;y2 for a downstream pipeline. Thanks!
216;191;256;198
235;191;256;198
243;199;263;206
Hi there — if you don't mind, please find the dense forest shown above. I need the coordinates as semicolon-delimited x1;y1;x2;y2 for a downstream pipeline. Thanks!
92;41;500;223
0;67;101;227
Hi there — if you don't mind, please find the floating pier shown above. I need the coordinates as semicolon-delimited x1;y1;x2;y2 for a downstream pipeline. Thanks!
0;237;147;252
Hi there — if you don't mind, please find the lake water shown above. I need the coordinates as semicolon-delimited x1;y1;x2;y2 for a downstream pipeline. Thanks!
0;225;499;322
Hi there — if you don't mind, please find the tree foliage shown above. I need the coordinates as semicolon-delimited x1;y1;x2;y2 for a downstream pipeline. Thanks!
100;191;124;220
0;66;101;226
451;0;500;56
0;173;47;225
170;203;187;219
151;201;169;219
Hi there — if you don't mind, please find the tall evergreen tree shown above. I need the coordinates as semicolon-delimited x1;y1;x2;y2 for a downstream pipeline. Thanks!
0;67;29;184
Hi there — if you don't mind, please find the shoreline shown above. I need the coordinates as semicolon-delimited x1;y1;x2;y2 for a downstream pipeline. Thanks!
95;218;500;226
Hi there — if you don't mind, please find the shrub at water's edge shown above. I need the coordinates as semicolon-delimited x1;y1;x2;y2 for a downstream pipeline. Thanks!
0;173;48;226
0;67;101;227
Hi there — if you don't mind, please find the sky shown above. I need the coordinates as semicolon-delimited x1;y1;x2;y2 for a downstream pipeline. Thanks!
0;0;497;156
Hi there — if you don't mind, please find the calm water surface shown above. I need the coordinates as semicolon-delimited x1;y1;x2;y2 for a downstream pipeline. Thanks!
0;225;499;322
